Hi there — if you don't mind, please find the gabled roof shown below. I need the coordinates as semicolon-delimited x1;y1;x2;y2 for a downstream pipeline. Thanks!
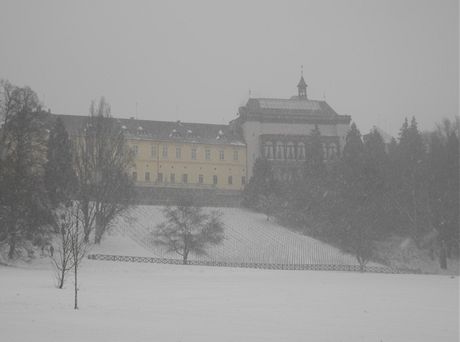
52;114;245;146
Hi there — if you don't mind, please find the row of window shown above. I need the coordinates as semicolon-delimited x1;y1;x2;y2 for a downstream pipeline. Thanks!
132;171;246;186
132;145;239;161
263;141;338;160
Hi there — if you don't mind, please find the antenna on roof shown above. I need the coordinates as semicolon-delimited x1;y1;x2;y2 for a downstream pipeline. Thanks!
135;102;138;119
301;65;303;77
248;89;251;98
323;91;326;101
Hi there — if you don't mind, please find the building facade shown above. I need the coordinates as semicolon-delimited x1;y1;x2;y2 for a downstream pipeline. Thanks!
123;119;246;191
55;75;350;195
57;115;247;192
233;75;351;180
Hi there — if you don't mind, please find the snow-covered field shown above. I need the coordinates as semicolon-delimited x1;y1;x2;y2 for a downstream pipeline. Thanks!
1;239;459;342
113;205;365;265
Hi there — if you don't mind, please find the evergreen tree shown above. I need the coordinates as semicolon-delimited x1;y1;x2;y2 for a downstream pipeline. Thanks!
44;117;76;208
333;123;379;269
390;117;430;245
0;83;53;258
427;120;459;261
242;157;277;208
305;124;325;177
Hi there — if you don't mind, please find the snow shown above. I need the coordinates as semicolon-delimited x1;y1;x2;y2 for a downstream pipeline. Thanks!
1;256;458;342
2;207;458;341
113;205;371;266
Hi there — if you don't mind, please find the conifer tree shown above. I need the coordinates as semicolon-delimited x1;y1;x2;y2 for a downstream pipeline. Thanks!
390;117;430;245
306;124;325;177
242;157;277;208
0;82;52;258
334;123;378;269
44;117;76;208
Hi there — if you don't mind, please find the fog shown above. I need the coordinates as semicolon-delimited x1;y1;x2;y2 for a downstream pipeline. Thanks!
0;0;458;135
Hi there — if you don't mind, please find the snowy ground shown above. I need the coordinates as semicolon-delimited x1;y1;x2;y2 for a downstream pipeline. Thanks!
113;205;368;265
1;235;459;342
111;205;459;274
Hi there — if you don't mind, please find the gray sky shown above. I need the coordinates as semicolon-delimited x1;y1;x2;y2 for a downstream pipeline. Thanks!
0;0;458;136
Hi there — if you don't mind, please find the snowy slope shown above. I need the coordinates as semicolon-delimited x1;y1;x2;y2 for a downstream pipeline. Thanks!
111;205;365;265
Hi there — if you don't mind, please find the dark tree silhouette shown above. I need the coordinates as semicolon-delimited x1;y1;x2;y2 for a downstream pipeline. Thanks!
154;197;224;264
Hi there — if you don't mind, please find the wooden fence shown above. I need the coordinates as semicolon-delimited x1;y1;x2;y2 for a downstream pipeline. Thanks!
87;253;422;274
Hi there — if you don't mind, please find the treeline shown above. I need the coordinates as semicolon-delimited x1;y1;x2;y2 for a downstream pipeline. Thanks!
243;118;459;269
0;80;135;261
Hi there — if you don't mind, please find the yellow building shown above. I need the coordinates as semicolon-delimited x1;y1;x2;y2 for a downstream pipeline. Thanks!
55;115;247;193
122;119;247;191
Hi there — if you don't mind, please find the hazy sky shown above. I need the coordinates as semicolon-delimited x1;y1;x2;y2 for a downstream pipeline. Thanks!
0;0;458;136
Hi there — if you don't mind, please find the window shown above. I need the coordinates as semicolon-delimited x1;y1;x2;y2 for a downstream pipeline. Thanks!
162;145;168;158
205;149;211;160
233;150;238;161
264;142;274;159
276;142;284;159
219;150;224;161
182;174;188;184
228;176;232;185
198;174;204;184
286;142;295;160
213;175;218;185
191;148;197;160
132;145;139;156
242;176;246;185
151;145;156;158
170;173;175;183
145;172;150;182
176;147;181;159
157;173;163;183
132;171;137;181
297;142;305;160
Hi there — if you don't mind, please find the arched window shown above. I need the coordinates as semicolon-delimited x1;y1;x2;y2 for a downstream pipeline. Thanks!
286;142;295;160
297;142;305;160
276;141;284;160
264;141;274;159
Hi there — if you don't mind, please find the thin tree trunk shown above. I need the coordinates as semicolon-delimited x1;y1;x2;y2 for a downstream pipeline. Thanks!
183;250;188;265
59;268;65;289
74;257;78;310
8;238;15;259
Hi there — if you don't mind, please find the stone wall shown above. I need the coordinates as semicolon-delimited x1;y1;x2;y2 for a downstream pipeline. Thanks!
134;186;242;207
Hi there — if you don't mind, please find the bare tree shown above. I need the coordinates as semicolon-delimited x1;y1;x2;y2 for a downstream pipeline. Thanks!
51;211;73;289
69;206;88;310
154;197;224;264
73;97;135;243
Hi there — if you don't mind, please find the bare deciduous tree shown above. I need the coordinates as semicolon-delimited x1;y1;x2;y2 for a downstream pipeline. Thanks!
73;97;135;244
70;206;88;310
51;209;74;289
154;197;224;265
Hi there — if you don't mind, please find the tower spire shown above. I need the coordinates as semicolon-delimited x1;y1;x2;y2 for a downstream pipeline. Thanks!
297;65;307;99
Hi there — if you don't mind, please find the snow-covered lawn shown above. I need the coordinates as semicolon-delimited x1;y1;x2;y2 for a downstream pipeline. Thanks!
114;205;365;265
1;243;458;342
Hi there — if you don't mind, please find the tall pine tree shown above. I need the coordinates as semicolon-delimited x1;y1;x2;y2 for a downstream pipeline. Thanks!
44;117;76;208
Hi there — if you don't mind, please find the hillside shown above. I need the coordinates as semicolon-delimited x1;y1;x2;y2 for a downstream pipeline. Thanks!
110;205;370;266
